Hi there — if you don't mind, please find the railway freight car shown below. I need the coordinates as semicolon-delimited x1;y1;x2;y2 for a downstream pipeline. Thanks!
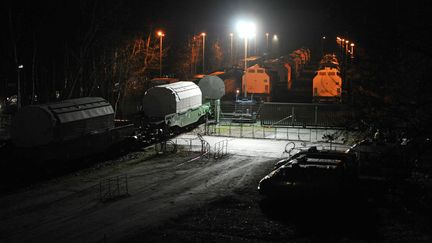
10;97;134;161
141;81;212;140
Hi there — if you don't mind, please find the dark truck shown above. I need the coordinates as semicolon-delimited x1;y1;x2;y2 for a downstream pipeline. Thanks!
258;149;358;198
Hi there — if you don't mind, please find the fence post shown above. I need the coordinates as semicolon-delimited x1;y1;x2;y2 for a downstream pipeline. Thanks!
116;176;120;196
291;106;295;125
314;105;318;125
99;181;102;201
125;175;129;194
252;124;255;138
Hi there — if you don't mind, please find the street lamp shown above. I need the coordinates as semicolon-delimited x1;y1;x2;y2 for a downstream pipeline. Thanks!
272;34;279;56
321;36;326;56
17;64;23;109
237;21;256;69
157;30;165;77
236;20;256;97
230;33;234;66
254;34;257;56
265;33;269;52
350;43;355;58
201;32;206;73
345;40;350;61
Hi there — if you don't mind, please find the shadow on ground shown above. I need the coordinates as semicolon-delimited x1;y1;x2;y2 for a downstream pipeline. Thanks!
259;193;379;241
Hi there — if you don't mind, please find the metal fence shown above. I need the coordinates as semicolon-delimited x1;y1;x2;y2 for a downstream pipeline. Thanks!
0;114;11;141
220;101;351;127
173;135;211;159
205;122;348;144
213;140;228;159
173;135;229;160
259;102;350;127
99;174;129;202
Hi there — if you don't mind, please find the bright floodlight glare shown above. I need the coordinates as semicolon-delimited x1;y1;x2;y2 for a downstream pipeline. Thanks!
273;35;278;40
236;21;256;39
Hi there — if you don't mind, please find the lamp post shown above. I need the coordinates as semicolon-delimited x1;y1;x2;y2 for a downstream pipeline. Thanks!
17;64;23;109
201;32;206;74
341;38;345;59
350;43;355;58
272;34;278;56
157;31;165;77
321;36;326;56
230;33;234;66
254;34;257;56
265;33;269;52
236;20;256;97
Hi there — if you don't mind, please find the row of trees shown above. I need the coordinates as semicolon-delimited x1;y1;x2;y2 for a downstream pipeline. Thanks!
1;1;227;113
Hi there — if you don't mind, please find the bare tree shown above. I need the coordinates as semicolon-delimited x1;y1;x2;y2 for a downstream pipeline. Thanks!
8;9;21;108
111;33;161;117
210;39;224;71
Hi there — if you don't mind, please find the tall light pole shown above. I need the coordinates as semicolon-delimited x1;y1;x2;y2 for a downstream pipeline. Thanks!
344;39;349;65
321;36;326;56
272;34;278;56
336;37;342;58
17;64;23;109
254;34;257;55
201;32;206;74
350;43;355;58
157;30;165;77
229;33;234;66
265;33;269;53
237;20;256;97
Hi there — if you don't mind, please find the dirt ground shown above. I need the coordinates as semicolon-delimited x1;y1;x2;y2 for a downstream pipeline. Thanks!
0;135;431;243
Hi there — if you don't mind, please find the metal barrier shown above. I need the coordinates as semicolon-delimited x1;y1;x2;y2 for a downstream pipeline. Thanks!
0;114;11;129
205;122;349;143
154;140;177;154
99;174;129;202
173;135;210;160
213;140;228;159
220;102;350;127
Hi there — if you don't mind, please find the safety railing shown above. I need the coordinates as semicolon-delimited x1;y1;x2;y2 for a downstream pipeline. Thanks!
99;174;129;202
213;139;228;159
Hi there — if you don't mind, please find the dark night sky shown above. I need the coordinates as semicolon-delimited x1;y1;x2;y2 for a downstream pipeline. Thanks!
1;0;430;94
2;0;427;56
2;0;425;52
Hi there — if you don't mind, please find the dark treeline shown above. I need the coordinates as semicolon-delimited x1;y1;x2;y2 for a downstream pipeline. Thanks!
0;0;228;108
1;0;137;105
341;1;432;136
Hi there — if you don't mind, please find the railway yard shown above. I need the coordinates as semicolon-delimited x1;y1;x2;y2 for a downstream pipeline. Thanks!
1;132;431;242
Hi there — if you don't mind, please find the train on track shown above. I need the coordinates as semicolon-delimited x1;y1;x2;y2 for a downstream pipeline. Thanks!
4;76;225;162
312;54;342;102
207;48;311;102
